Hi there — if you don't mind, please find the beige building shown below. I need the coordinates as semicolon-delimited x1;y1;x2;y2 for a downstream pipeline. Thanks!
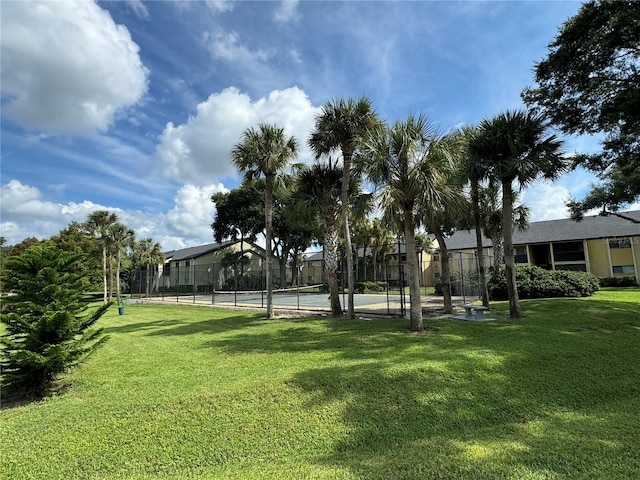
438;210;640;284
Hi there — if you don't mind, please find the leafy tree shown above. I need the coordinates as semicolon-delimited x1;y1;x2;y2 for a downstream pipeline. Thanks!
522;0;640;217
211;180;265;246
358;114;456;332
84;211;118;303
231;123;298;318
1;244;110;399
272;186;318;288
50;221;102;290
469;110;567;318
309;97;381;320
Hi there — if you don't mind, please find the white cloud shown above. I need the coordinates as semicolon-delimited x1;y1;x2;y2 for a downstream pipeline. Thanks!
0;180;227;251
0;0;148;133
205;0;235;13
0;180;117;242
156;86;319;185
521;182;571;222
124;0;149;20
166;184;226;240
208;31;271;63
275;0;300;23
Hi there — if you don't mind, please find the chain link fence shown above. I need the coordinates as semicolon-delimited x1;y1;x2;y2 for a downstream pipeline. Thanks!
127;247;491;316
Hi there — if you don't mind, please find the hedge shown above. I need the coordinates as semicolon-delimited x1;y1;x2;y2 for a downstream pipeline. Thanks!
488;265;600;300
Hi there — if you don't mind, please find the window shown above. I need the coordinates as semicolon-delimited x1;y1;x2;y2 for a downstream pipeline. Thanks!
433;255;440;262
613;265;635;274
514;246;528;264
553;242;585;262
609;238;631;248
185;260;191;267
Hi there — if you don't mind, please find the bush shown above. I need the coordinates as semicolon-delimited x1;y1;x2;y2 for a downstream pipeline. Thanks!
0;244;110;399
599;276;638;287
488;265;599;300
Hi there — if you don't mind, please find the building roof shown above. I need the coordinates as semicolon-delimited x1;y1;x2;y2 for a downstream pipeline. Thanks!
444;210;640;251
164;240;238;262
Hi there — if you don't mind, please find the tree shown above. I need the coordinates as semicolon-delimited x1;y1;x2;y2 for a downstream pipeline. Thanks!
231;123;298;318
1;244;110;399
291;162;349;317
479;184;530;269
469;110;567;318
51;221;102;290
84;211;118;303
133;238;164;297
369;219;394;283
358;114;455;332
309;97;380;320
211;180;265;246
522;0;640;218
108;223;135;311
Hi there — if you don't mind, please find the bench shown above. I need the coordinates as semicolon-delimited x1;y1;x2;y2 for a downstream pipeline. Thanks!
462;304;489;320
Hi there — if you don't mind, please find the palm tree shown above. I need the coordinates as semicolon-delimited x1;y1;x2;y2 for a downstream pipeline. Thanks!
308;97;380;320
479;184;530;269
231;123;298;318
291;163;345;316
369;219;394;283
108;223;135;311
357;114;455;332
134;238;164;296
469;109;567;318
456;126;491;307
85;210;118;303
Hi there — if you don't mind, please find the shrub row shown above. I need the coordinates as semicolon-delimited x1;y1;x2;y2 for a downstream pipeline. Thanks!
488;265;600;300
598;276;638;287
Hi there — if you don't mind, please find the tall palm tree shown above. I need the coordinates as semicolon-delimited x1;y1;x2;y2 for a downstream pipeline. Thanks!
469;109;567;318
308;97;380;320
85;210;118;303
357;114;455;332
231;123;298;318
108;223;135;311
291;163;345;316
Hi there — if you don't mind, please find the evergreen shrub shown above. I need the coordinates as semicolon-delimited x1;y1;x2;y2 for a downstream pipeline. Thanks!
1;244;110;399
599;276;637;287
488;265;599;300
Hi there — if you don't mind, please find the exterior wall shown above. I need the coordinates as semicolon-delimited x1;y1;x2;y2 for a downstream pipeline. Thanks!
586;239;610;277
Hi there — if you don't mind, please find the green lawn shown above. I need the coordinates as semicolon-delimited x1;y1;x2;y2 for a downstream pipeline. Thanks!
2;288;639;479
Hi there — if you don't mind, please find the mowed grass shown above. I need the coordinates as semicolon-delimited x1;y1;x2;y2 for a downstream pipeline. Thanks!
1;288;639;479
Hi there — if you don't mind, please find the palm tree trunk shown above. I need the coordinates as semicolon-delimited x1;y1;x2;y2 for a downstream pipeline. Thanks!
108;252;113;301
116;250;122;307
403;208;423;332
324;221;342;316
341;150;355;319
265;176;275;318
102;245;108;303
502;180;521;318
471;181;489;307
434;229;453;314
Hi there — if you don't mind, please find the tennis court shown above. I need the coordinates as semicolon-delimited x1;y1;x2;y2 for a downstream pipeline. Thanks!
134;287;467;317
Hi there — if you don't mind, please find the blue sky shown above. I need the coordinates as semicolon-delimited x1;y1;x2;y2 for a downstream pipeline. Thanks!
2;0;632;250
